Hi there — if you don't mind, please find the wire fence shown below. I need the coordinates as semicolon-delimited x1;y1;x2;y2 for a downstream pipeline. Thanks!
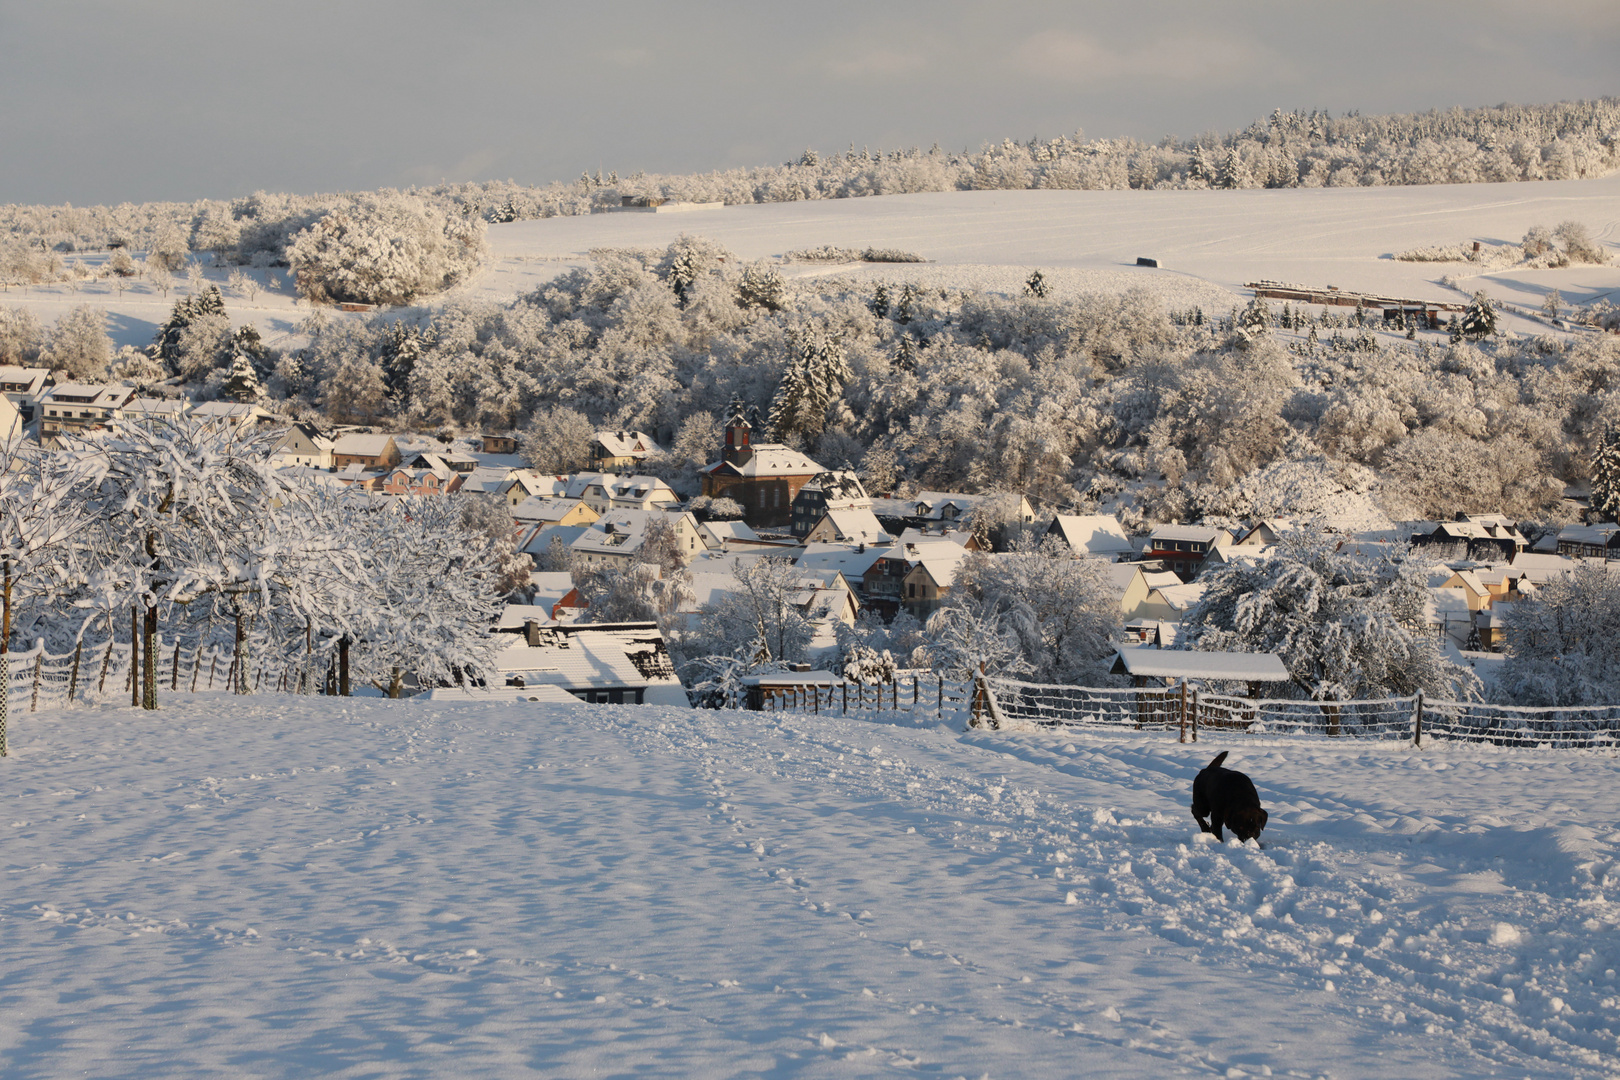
986;676;1620;749
753;673;977;725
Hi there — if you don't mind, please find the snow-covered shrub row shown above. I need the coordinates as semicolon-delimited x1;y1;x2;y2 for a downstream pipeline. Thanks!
782;246;925;264
275;234;1619;529
1395;222;1608;268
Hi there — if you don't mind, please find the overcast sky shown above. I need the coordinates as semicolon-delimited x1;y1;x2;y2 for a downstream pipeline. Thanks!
2;0;1616;207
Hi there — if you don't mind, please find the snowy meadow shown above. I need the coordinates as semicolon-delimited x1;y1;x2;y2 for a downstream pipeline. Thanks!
4;694;1619;1079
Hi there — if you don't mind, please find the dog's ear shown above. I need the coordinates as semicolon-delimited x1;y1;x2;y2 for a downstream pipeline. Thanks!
1207;751;1229;769
1257;808;1269;831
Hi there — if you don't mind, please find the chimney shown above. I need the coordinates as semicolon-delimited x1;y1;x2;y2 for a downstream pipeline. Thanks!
524;620;540;647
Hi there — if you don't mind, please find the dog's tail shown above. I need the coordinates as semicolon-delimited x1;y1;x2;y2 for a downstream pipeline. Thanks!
1206;751;1229;769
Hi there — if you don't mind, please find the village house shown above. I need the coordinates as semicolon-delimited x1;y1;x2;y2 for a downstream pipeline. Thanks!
1046;514;1136;560
0;393;19;440
899;543;972;621
190;400;278;428
269;422;336;470
893;525;981;550
569;509;704;568
591;430;663;470
790;470;871;538
405;450;479;474
379;463;458;496
331;432;402;472
0;365;51;423
699;401;826;530
871;491;1036;539
514;495;600;530
1143;525;1234;581
695;518;766;552
38;382;136;439
607;475;681;512
481;620;689;706
804;506;893;546
479;433;519;455
122;397;189;426
1555;522;1620;560
1412;515;1528;561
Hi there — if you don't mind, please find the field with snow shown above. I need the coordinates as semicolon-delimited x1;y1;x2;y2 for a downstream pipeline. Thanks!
4;694;1619;1078
5;176;1619;354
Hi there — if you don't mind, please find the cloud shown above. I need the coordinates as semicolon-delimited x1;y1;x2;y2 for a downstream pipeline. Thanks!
1015;28;1294;87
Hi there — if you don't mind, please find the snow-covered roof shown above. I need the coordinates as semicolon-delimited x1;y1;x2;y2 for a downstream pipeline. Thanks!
1147;525;1231;546
191;400;273;421
571;509;695;557
514;496;593;524
798;470;869;502
1048;514;1135;557
423;684;583;704
1556;523;1620;547
893;526;974;548
703;444;824;478
905;543;972;589
490;621;686;704
698;519;761;547
521;523;589;556
0;365;50;394
332;433;395;457
124;397;188;417
41;382;133;408
608;475;678;502
593;430;661;458
1111;646;1290;682
814;507;893;545
795;542;886;578
1149;580;1208;612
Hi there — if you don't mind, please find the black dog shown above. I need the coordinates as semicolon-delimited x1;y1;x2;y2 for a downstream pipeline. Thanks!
1191;751;1268;843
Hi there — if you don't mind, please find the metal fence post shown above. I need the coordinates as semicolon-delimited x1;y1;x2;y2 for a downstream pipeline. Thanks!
842;683;847;715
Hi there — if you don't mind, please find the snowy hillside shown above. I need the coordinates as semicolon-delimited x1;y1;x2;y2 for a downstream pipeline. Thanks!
4;174;1618;353
5;694;1619;1078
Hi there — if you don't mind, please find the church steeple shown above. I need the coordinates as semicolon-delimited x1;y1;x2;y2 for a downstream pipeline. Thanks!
723;395;753;466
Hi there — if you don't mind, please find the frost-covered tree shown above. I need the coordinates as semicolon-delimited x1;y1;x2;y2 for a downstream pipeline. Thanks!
220;351;263;403
1591;426;1620;521
288;193;487;306
737;262;785;311
1024;270;1050;299
43;304;112;380
1461;292;1497;340
676;557;812;678
949;538;1121;684
1497;564;1620;706
520;405;595;473
1179;536;1482;702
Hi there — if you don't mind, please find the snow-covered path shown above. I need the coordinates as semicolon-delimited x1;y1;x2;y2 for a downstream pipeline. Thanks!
3;696;1618;1078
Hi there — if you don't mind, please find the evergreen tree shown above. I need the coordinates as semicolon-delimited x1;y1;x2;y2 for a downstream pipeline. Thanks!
1024;269;1049;299
380;321;423;405
895;283;918;324
769;324;849;443
1238;296;1272;334
894;334;917;372
1592;426;1620;522
869;282;890;318
221;350;263;403
1461;291;1498;340
1217;146;1249;189
1448;314;1463;344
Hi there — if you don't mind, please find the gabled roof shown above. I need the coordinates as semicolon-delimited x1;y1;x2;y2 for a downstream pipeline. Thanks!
593;430;662;458
1147;524;1232;546
798;470;869;503
904;543;972;589
1048;514;1134;556
0;366;51;394
795;542;886;579
332;433;396;457
814;507;892;545
703;444;824;478
514;496;594;524
489;621;687;705
41;382;133;408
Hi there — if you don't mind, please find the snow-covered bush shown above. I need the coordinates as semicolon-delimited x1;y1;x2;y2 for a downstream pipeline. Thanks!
1497;563;1620;706
288;193;487;306
1179;535;1482;702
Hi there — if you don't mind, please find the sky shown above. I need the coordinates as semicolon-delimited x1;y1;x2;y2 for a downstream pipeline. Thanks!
1;0;1616;207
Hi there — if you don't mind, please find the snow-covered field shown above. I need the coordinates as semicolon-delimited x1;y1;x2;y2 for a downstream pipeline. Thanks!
5;175;1619;353
4;694;1618;1078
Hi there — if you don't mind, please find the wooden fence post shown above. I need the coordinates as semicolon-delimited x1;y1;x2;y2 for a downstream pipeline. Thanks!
913;677;919;707
129;606;139;707
1178;680;1188;743
170;642;182;692
937;674;944;720
842;683;847;715
1190;686;1198;743
30;645;43;712
97;639;113;695
1413;691;1424;748
68;640;83;704
190;647;202;692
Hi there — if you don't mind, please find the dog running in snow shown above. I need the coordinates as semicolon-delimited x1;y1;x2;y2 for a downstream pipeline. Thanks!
1191;751;1268;843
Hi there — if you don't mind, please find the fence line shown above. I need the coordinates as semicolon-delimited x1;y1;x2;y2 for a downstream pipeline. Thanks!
759;673;976;724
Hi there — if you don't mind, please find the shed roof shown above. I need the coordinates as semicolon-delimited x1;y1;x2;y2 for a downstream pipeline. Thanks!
1110;646;1289;682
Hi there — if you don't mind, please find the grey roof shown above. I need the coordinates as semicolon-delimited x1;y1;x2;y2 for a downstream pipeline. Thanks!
1111;646;1290;682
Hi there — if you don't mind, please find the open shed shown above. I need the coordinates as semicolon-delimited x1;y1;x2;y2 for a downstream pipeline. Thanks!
1110;646;1290;686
